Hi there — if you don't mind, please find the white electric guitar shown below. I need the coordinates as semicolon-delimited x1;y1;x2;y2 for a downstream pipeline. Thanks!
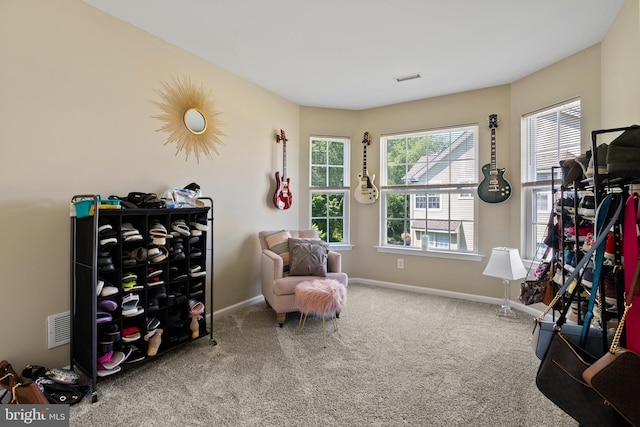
354;132;379;204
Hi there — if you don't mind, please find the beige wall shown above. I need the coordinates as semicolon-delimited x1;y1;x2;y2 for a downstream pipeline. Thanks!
1;0;637;369
601;0;640;129
1;0;301;369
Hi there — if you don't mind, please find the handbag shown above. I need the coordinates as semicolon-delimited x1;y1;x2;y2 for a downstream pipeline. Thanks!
582;254;640;426
536;331;627;426
532;193;622;360
0;360;48;405
519;277;549;305
519;259;551;306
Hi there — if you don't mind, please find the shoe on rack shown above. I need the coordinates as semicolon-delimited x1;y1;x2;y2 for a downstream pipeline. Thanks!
555;197;575;214
189;264;206;278
122;293;144;317
561;158;584;187
100;279;119;297
582;233;595;252
189;214;209;232
98;256;115;273
586;143;609;178
121;223;143;242
604;272;618;306
581;266;594;289
575;150;592;176
171;220;191;237
604;232;622;262
577;193;596;217
98;223;118;248
606;125;640;177
145;328;163;356
148;246;169;263
566;219;593;242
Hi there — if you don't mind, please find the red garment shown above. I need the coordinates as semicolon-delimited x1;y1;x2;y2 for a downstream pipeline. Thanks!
623;194;640;352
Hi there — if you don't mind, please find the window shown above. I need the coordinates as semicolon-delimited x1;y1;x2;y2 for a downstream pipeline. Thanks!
427;194;441;210
522;99;581;260
380;125;478;254
310;136;350;244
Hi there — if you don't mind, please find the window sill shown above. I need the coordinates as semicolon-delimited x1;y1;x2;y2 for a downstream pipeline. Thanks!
375;246;484;262
328;243;354;251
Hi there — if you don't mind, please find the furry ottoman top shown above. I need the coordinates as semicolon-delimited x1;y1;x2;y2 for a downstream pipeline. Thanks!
295;279;347;315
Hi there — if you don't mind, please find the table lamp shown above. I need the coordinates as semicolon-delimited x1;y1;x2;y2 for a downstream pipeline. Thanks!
482;247;527;318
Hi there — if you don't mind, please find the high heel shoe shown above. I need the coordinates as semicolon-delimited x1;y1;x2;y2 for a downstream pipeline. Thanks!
188;299;205;339
145;328;163;356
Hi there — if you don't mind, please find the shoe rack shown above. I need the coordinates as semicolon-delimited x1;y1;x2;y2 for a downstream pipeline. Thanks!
69;195;216;401
552;126;640;352
590;126;640;351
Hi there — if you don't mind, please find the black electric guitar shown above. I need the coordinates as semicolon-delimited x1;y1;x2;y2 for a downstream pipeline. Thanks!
354;132;379;204
478;114;511;203
273;129;293;210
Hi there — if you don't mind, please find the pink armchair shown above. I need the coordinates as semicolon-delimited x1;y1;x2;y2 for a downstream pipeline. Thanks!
259;230;348;327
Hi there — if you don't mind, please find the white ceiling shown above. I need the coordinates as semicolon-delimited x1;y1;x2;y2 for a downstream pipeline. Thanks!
83;0;624;110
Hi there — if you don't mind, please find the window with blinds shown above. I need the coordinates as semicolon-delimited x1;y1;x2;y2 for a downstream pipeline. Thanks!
522;99;581;259
523;100;581;184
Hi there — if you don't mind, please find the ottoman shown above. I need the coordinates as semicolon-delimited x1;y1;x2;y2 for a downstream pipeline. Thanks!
295;279;347;347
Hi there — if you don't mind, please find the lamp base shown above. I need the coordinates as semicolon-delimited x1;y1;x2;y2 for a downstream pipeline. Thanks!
497;304;517;319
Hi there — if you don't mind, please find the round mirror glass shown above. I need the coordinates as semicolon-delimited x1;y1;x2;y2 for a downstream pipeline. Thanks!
183;108;207;135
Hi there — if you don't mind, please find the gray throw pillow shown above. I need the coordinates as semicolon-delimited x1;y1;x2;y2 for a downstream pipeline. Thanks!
288;238;328;276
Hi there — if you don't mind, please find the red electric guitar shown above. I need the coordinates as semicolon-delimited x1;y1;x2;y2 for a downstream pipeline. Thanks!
273;129;293;210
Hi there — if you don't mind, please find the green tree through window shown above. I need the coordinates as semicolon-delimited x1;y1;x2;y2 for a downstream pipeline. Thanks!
310;136;349;244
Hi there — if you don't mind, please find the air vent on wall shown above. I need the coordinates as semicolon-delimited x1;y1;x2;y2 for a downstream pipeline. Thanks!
48;311;70;349
394;72;421;82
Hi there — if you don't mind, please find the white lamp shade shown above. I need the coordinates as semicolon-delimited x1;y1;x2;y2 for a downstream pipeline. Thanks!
482;247;527;280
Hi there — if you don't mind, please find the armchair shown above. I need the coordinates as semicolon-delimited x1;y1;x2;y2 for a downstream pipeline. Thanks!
259;230;348;327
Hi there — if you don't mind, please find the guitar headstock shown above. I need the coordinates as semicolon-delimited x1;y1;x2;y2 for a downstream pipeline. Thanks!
488;114;498;129
276;129;288;143
362;131;371;145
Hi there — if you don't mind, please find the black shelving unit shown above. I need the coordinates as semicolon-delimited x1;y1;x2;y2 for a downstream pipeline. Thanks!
69;195;216;401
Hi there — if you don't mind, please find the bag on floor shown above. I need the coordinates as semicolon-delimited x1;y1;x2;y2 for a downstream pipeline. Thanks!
535;331;627;426
0;360;48;405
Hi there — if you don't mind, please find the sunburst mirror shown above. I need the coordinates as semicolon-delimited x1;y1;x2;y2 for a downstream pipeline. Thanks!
153;77;224;162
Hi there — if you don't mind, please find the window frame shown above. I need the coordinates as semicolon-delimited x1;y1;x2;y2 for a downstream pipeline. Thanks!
308;135;350;246
521;99;581;261
377;125;481;260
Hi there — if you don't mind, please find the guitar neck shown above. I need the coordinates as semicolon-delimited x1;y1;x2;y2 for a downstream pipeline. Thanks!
490;128;497;172
282;139;287;179
362;143;367;176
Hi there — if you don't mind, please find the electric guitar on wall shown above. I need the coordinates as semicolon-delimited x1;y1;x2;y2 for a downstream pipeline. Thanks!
273;129;293;210
354;131;379;204
478;114;511;203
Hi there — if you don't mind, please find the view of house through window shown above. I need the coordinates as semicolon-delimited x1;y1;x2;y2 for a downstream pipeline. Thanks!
380;126;478;253
310;136;350;243
522;99;581;260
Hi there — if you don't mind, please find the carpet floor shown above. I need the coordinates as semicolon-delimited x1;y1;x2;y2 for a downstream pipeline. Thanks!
70;283;574;426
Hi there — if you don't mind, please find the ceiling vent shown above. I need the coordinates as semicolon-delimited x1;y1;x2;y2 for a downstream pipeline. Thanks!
394;73;421;82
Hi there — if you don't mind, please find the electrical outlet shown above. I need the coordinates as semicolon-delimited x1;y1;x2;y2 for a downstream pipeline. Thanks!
397;258;404;269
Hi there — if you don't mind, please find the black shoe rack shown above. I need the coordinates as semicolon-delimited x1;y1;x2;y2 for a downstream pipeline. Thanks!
69;195;216;401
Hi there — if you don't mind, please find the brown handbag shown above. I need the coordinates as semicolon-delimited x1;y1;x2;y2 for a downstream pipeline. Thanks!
0;360;48;404
582;256;640;426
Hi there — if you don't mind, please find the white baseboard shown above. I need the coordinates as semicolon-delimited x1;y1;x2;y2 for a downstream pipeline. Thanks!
348;277;545;318
206;294;265;324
